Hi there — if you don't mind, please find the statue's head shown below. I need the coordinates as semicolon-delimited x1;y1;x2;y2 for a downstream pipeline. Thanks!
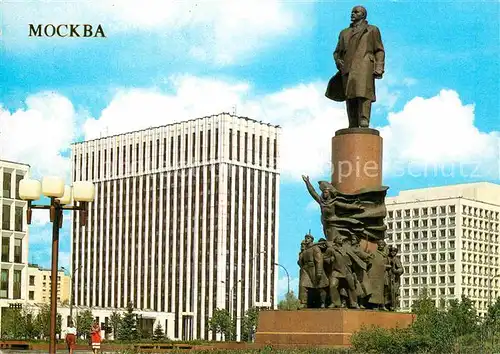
318;181;337;199
377;239;386;250
389;246;399;256
334;236;344;246
318;238;328;249
351;236;360;245
304;234;314;245
351;5;367;22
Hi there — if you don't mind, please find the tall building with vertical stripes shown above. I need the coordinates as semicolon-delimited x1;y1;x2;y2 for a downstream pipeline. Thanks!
70;113;280;340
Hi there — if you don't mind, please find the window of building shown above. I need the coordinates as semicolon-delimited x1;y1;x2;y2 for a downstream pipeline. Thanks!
440;288;446;295
413;255;418;262
413;243;418;250
431;265;437;273
413;277;418;284
431;288;436;295
413;208;419;217
449;252;455;260
431;253;436;261
440;206;446;214
29;291;34;300
0;269;8;298
2;205;10;230
29;275;35;286
449;287;455;295
440;253;446;261
431;207;437;215
2;172;11;198
449;241;455;248
413;266;418;273
449;264;455;272
404;255;410;262
396;210;402;218
440;265;446;273
14;207;23;232
13;239;21;263
422;254;427;261
422;265;428;273
449;217;455;225
449;276;454;283
388;211;393;218
449;205;455;213
1;237;9;262
404;289;410;296
13;270;21;299
422;277;427;284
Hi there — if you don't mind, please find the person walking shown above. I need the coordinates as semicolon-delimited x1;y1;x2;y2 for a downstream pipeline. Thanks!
64;319;77;354
90;321;101;354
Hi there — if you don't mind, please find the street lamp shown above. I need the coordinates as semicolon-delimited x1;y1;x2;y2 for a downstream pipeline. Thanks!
19;177;94;354
274;262;290;295
62;265;81;321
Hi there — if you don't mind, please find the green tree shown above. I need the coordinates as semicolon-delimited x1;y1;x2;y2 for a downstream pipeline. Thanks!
152;322;164;341
277;291;300;310
109;310;122;339
76;309;94;340
118;302;138;341
1;307;26;339
33;304;62;340
241;307;259;342
208;308;233;341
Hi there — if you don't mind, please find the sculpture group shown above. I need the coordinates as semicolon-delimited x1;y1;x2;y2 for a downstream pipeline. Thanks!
298;177;403;310
298;232;402;310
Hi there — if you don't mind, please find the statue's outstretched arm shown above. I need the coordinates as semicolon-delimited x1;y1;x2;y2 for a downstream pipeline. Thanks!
302;175;321;204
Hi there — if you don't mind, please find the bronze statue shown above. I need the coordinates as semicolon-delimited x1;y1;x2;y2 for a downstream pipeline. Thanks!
366;239;390;310
387;246;404;310
302;176;364;242
298;239;313;308
297;234;329;308
325;5;385;128
350;236;374;307
302;176;389;242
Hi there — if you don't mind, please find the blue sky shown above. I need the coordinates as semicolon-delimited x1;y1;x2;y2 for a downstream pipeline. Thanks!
1;0;499;297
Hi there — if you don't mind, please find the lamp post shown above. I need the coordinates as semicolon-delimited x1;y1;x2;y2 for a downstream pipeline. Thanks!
274;262;290;296
19;177;95;354
62;265;81;321
488;274;500;309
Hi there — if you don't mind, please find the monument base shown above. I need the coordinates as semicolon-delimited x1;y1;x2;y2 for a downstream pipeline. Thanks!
255;308;415;347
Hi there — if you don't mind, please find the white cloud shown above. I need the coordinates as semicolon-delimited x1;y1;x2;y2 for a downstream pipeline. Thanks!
83;76;345;180
4;0;305;65
379;89;499;179
277;276;299;299
0;92;77;180
3;81;497;186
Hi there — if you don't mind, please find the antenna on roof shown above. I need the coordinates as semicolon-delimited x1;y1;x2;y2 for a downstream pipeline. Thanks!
231;105;237;116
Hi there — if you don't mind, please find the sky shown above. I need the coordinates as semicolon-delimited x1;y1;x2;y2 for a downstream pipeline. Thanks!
1;0;499;299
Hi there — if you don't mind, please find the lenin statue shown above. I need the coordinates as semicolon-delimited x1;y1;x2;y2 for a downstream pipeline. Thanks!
325;5;385;128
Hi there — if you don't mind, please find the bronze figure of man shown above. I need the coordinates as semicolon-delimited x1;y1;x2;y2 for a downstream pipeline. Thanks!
325;5;385;128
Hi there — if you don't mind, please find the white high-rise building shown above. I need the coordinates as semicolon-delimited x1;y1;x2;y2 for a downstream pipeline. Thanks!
386;182;500;316
0;160;30;308
71;113;280;340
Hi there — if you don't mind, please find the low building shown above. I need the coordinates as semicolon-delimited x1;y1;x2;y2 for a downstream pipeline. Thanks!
386;182;500;316
27;265;70;305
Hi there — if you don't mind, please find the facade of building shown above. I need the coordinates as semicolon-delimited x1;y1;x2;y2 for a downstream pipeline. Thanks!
386;182;500;316
0;160;30;307
27;265;70;305
70;113;280;340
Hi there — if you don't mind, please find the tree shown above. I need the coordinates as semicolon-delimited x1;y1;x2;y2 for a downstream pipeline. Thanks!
1;307;26;339
34;304;62;340
241;307;259;342
118;302;138;341
109;310;122;339
76;309;94;340
208;308;233;341
277;291;300;310
153;322;164;341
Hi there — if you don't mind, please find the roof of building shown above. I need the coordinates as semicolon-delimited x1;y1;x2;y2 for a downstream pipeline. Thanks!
72;112;281;146
387;181;500;206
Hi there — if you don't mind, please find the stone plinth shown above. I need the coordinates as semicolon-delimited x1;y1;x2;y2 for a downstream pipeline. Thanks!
331;128;382;194
256;309;415;347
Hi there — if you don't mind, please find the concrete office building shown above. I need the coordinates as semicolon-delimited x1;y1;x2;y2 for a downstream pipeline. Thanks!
71;113;280;340
386;182;500;316
0;160;30;307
